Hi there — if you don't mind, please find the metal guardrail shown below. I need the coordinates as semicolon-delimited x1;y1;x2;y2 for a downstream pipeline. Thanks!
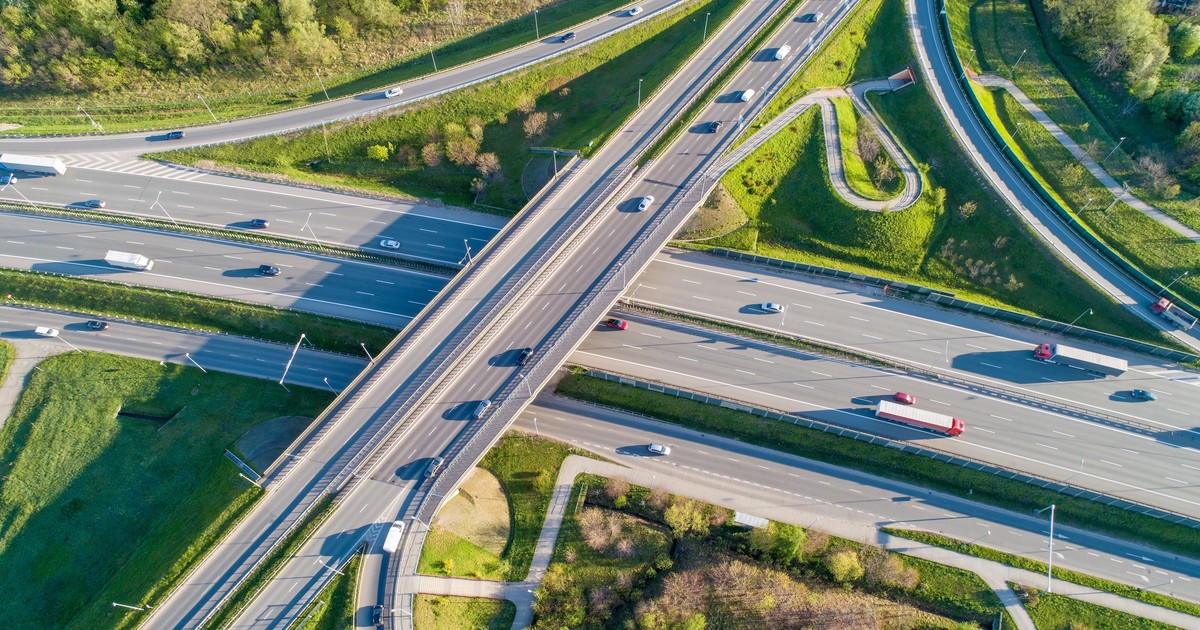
580;368;1200;529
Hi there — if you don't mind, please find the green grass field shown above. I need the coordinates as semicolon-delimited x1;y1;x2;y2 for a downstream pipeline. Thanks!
414;595;516;630
555;373;1200;559
832;96;904;200
417;528;505;580
1020;588;1178;630
0;352;332;629
295;552;362;630
159;0;743;211
0;340;12;391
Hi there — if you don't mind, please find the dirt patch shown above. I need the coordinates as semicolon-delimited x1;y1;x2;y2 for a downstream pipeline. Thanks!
233;415;315;472
431;467;511;555
676;183;749;240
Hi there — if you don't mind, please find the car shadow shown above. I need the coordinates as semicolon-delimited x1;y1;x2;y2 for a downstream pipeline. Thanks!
221;268;272;278
488;349;526;367
738;304;773;314
689;122;718;134
394;457;442;481
145;133;181;142
751;49;778;62
615;445;657;457
441;401;478;421
715;92;750;103
615;198;645;213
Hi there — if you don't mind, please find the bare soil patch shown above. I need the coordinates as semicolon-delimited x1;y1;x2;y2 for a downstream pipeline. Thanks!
432;467;511;555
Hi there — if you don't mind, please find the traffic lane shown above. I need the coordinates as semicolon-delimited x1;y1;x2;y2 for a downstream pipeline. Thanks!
637;251;1200;428
570;316;1200;517
514;398;1200;600
4;0;689;155
1;168;503;264
0;213;444;327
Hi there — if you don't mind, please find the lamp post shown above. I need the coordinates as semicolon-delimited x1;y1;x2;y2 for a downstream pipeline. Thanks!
1102;137;1126;164
1036;504;1056;593
198;95;218;122
1009;48;1027;79
703;12;711;41
1065;308;1092;333
77;105;102;131
315;69;330;101
637;78;643;108
1159;270;1189;296
534;10;539;39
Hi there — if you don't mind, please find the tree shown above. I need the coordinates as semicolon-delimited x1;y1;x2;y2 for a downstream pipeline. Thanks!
857;120;882;164
824;549;863;583
421;142;443;167
663;498;707;538
515;93;537;114
1043;0;1168;84
366;144;390;161
445;136;480;166
524;111;548;139
476;152;501;179
1171;23;1200;60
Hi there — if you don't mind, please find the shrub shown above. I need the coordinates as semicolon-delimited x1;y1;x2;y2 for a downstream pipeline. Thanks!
366;144;390;161
825;549;864;584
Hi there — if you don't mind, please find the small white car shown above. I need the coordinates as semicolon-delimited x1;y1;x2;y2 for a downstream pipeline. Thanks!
384;87;403;98
34;326;60;337
380;238;401;249
760;302;785;313
472;399;492;419
773;45;792;60
738;89;756;102
637;195;654;211
627;6;643;16
647;443;671;455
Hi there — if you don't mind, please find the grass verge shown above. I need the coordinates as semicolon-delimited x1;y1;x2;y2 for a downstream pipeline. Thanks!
1014;584;1179;630
1;269;398;356
554;373;1200;559
882;528;1200;617
416;528;505;580
831;96;903;201
159;0;744;212
294;552;362;630
0;352;332;629
0;339;12;389
414;595;516;630
203;495;339;629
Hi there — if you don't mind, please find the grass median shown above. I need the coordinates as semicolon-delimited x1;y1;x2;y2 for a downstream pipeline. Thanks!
831;96;904;201
415;595;516;630
0;352;333;629
554;372;1200;559
294;552;362;630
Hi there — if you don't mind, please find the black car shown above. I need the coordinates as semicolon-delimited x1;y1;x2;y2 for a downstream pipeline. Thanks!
248;218;270;228
165;130;186;140
371;604;383;625
86;320;109;331
560;31;576;42
517;347;534;365
82;199;106;208
705;120;723;134
258;264;281;276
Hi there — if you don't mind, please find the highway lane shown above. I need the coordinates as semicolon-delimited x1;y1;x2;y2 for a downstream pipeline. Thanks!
637;250;1200;431
569;312;1200;518
0;0;687;156
513;398;1200;604
0;213;446;328
0;170;504;266
0;305;367;392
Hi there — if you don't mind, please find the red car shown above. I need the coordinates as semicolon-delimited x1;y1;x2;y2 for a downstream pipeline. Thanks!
893;392;916;405
603;318;628;330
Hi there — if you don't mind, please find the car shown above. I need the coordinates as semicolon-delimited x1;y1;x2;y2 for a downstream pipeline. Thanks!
248;218;270;229
258;264;281;276
379;238;401;249
893;392;916;405
0;172;15;185
803;11;824;22
472;399;492;419
371;604;383;625
647;443;671;455
82;199;106;208
627;6;643;15
86;320;109;331
773;45;792;60
738;89;756;102
603;318;628;330
1130;389;1157;401
517;347;533;365
560;31;576;42
165;130;185;140
424;456;446;478
34;326;59;337
384;87;403;98
760;302;785;313
637;195;654;211
705;120;723;134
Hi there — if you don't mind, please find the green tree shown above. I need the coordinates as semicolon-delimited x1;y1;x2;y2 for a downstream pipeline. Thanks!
824;549;864;584
1171;23;1200;60
366;144;390;161
1043;0;1168;83
663;498;707;538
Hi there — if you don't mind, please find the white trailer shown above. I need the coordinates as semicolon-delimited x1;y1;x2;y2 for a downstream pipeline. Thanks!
875;400;965;436
105;250;154;271
0;153;67;176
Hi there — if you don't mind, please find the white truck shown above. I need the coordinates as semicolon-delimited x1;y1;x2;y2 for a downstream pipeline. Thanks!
0;153;67;176
1150;298;1197;331
381;520;405;554
875;400;965;436
1033;343;1127;377
105;250;154;271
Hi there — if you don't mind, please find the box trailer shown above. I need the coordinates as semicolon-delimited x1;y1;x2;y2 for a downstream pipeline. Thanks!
1150;298;1197;331
875;400;965;436
1033;343;1127;377
0;153;67;176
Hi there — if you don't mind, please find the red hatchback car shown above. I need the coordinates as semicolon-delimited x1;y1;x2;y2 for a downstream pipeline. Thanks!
603;318;628;330
893;392;916;405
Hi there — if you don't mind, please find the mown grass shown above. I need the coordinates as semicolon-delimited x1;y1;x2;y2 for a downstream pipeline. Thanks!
414;595;517;630
554;373;1200;559
1018;587;1179;630
0;0;630;136
294;552;362;630
882;528;1200;618
478;433;598;581
0;352;332;629
1;269;398;356
160;0;743;211
417;528;505;580
831;96;903;200
0;340;12;391
699;0;1169;345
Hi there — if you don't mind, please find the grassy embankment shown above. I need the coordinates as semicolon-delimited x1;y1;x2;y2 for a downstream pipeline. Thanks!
414;595;516;630
0;352;332;629
947;0;1200;307
294;553;362;630
831;96;904;201
0;269;398;356
688;0;1168;345
0;0;630;135
555;373;1200;560
158;0;744;211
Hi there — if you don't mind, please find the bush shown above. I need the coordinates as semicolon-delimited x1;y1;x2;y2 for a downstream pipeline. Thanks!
824;549;864;584
366;144;390;161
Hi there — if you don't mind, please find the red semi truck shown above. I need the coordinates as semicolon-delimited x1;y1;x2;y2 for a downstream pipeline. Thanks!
875;400;965;436
1033;343;1127;377
1150;298;1197;331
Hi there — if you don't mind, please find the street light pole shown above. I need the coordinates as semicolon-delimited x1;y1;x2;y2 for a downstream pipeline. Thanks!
1159;270;1189;296
532;415;539;436
534;10;539;39
77;105;102;131
315;69;330;101
280;333;306;385
703;12;711;42
1065;308;1092;333
184;352;207;373
429;43;437;72
637;78;643;108
1037;504;1056;593
1102;137;1127;164
197;95;218;122
1009;48;1027;79
360;342;376;364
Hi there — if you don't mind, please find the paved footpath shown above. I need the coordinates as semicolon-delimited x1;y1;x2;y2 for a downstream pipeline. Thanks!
0;340;69;430
408;453;1196;630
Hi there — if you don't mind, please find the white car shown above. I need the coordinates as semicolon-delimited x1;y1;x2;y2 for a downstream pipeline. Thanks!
760;302;785;313
773;45;792;60
34;326;60;337
384;87;403;98
637;195;654;211
627;6;643;16
647;443;671;455
472;399;492;419
738;89;756;102
379;238;401;249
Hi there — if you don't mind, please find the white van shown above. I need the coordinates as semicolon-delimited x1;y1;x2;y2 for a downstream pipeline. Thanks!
738;89;756;102
34;326;59;337
774;45;792;60
381;520;406;554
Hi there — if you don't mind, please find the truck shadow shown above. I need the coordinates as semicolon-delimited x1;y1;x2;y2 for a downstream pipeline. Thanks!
951;350;1101;384
29;260;133;275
